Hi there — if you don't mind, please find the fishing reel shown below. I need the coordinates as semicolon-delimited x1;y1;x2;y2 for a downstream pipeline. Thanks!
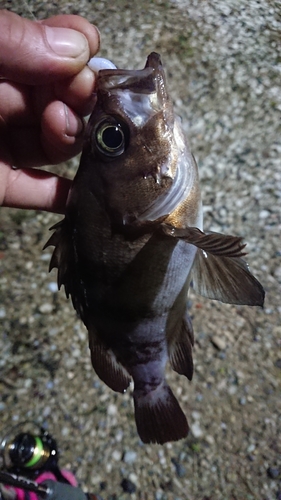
0;422;58;475
0;422;102;500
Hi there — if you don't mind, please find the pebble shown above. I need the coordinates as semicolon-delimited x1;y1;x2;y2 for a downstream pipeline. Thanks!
206;435;215;445
61;427;70;437
48;282;58;293
112;449;122;461
115;429;123;442
171;458;187;478
39;303;53;314
0;307;6;318
192;411;201;420
275;359;281;369
24;378;32;388
247;444;256;453
120;478;136;494
267;467;280;479
259;209;271;219
42;406;51;417
211;335;226;350
107;404;118;416
123;450;137;464
41;253;51;261
191;422;203;438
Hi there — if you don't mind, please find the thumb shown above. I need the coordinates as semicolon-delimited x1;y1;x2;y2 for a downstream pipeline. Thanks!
0;10;97;84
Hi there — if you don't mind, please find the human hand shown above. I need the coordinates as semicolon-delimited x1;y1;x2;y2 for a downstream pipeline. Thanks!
0;10;100;213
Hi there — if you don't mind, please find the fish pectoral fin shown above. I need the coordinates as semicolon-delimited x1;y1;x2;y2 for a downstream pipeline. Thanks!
89;336;131;393
133;381;188;444
44;218;86;320
192;248;265;306
169;314;194;381
161;223;264;306
161;223;247;257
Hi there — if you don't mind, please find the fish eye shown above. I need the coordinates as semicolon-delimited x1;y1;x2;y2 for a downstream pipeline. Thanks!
95;119;129;157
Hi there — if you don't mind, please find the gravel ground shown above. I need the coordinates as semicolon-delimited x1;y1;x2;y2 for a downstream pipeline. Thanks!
0;1;280;499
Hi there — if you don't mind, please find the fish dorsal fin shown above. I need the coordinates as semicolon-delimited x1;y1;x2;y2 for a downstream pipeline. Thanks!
161;224;265;306
169;314;194;381
44;219;87;320
89;334;131;393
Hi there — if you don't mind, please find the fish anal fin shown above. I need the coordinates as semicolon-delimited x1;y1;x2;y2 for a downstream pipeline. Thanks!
134;381;188;444
161;224;247;258
192;248;265;306
183;312;194;346
169;315;194;381
89;340;131;394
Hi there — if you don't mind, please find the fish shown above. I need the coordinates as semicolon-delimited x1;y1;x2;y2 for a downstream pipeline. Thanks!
44;52;264;445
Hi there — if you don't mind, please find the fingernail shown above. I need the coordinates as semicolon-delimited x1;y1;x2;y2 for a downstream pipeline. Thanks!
64;105;84;137
88;57;117;73
45;26;88;58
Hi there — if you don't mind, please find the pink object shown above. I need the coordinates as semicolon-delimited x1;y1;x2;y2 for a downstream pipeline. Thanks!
6;469;78;499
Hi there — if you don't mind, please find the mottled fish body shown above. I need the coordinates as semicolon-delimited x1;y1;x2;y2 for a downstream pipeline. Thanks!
45;53;264;444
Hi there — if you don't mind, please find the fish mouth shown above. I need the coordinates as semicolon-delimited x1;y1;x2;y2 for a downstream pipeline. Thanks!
97;52;168;107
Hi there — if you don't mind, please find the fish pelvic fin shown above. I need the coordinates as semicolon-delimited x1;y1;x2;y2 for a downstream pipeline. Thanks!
133;381;188;444
161;224;265;306
89;332;131;393
169;314;194;381
44;219;87;320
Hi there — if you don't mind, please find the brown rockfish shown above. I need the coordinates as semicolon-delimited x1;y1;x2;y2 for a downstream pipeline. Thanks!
45;53;264;444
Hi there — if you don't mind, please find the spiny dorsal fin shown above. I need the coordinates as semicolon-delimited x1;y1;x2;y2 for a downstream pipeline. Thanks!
44;218;87;320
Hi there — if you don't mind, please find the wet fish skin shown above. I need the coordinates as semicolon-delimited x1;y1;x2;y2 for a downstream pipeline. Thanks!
45;52;264;445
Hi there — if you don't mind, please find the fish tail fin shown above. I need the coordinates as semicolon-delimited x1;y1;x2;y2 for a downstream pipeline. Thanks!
133;381;188;444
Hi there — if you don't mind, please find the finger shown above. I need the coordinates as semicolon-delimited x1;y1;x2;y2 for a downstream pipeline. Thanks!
0;10;99;85
41;101;84;164
54;65;96;116
6;101;84;168
3;125;47;167
40;14;100;57
0;80;35;126
1;163;72;213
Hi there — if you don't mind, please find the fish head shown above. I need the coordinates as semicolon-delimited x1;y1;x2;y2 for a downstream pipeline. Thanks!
82;52;185;226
